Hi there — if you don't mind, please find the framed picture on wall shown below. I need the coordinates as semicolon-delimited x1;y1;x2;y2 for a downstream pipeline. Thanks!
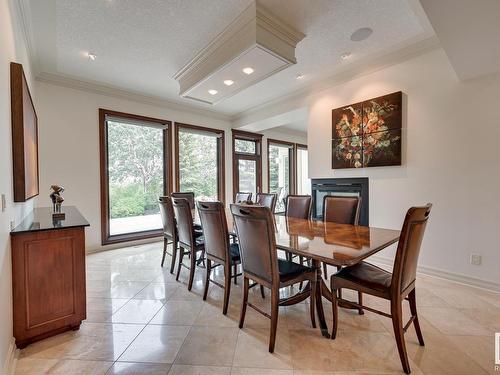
332;91;402;169
11;62;39;202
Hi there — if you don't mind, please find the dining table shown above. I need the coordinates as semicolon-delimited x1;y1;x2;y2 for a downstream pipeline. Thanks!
194;207;400;338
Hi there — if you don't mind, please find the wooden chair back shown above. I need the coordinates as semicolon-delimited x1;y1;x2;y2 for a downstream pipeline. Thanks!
159;196;176;238
197;201;229;263
230;204;278;286
235;192;252;203
172;197;195;248
171;192;195;209
256;193;277;213
323;196;361;225
285;195;312;219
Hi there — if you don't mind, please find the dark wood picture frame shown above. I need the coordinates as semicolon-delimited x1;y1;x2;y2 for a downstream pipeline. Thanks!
99;108;173;245
174;122;226;204
11;62;39;202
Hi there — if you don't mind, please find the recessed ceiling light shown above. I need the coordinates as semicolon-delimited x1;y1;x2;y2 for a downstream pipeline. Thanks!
88;52;97;61
223;80;234;86
242;67;254;75
296;74;304;80
350;27;373;42
208;89;218;95
340;52;351;60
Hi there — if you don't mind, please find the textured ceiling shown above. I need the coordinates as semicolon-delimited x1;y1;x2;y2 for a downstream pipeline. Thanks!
28;0;434;116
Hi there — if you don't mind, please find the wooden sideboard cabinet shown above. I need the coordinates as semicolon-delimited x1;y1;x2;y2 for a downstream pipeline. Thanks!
10;206;89;348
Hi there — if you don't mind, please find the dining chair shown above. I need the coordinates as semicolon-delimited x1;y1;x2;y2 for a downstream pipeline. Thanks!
284;195;312;264
330;204;432;374
172;197;205;291
230;204;317;353
322;195;363;313
235;192;252;203
159;196;178;274
255;193;277;213
197;201;243;314
171;192;195;209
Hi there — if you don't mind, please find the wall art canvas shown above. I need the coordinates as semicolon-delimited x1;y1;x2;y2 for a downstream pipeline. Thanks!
332;91;402;169
11;62;39;202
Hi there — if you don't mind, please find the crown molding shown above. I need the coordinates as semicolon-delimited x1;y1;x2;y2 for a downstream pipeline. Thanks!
231;36;441;125
13;0;38;75
35;72;232;121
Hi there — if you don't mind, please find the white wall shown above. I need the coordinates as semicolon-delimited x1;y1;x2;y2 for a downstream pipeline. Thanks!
307;48;500;286
0;0;37;370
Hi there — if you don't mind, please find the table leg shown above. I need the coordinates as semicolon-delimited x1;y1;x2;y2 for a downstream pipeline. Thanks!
312;259;330;338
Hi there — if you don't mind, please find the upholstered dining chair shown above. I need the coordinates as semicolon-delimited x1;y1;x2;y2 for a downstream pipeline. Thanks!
235;192;252;203
284;195;312;264
330;204;432;374
255;192;277;213
196;201;242;314
172;197;205;291
171;192;195;209
322;196;362;278
230;204;317;353
159;196;178;273
322;195;363;313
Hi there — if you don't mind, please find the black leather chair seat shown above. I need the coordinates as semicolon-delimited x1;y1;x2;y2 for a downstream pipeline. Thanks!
278;259;314;283
332;262;392;297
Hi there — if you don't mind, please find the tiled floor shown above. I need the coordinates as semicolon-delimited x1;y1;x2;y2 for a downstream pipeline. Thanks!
15;242;500;374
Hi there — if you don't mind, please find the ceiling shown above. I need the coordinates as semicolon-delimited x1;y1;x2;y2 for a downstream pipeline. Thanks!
26;0;435;117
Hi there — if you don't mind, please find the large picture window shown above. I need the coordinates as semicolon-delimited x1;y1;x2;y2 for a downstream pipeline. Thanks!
175;123;225;203
267;139;295;213
232;130;262;202
99;109;172;245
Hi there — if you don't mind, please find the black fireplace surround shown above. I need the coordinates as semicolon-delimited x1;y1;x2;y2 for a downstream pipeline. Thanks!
311;178;369;226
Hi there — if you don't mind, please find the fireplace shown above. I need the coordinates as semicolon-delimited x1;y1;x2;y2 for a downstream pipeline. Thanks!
311;178;369;226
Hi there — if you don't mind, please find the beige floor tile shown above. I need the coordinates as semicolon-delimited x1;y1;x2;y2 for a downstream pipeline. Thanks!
150;300;204;325
444;334;496;374
133;282;179;301
85;297;130;323
107;362;172;374
168;365;231;375
119;325;190;363
232;367;294;374
15;358;59;374
110;299;164;324
420;306;491;336
87;281;149;299
175;326;239;366
232;328;292;369
19;323;144;361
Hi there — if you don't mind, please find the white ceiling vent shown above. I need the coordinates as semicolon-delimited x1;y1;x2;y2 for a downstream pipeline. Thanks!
173;1;305;105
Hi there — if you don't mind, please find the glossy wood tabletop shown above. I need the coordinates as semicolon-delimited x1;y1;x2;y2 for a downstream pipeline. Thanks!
194;208;400;267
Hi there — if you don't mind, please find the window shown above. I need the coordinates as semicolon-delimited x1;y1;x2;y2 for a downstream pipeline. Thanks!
99;109;172;245
175;123;225;202
267;139;294;213
295;144;311;195
232;130;262;201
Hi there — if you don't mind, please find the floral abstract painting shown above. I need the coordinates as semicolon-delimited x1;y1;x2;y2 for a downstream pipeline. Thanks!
332;91;402;169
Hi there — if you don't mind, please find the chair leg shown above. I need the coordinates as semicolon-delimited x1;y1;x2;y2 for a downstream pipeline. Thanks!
233;263;238;285
176;247;184;281
309;276;317;328
269;288;279;353
222;263;231;315
330;278;338;340
391;300;411;374
323;263;328;279
203;259;211;300
188;248;196;291
239;277;249;328
169;239;178;274
260;285;265;299
357;292;364;315
161;238;168;267
299;256;305;289
408;289;425;346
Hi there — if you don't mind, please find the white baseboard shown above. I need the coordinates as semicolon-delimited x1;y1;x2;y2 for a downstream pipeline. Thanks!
3;338;18;375
369;255;500;293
